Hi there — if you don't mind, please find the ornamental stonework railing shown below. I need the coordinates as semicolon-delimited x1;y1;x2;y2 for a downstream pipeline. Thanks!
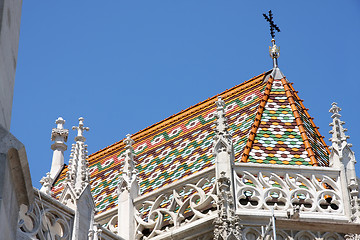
234;163;346;219
243;226;345;240
17;189;74;240
132;167;217;240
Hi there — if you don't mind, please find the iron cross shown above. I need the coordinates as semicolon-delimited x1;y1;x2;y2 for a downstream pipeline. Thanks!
263;10;280;39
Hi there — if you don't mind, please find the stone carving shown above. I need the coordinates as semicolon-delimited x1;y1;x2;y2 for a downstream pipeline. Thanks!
345;234;360;240
106;214;118;235
243;226;344;240
40;117;69;195
213;96;235;180
18;192;73;240
65;117;90;196
118;134;139;194
117;134;139;239
134;176;217;239
51;117;69;142
329;103;360;223
40;172;53;195
214;172;242;240
88;224;103;240
235;170;343;214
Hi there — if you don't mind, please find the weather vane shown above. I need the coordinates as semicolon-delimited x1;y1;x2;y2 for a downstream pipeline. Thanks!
263;10;281;68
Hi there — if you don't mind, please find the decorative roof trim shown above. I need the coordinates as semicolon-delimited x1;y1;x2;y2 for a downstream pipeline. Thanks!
240;75;274;162
88;71;270;161
288;82;330;155
281;78;318;166
270;67;285;80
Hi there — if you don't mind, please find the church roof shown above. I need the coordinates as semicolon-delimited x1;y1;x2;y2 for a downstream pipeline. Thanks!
51;69;330;214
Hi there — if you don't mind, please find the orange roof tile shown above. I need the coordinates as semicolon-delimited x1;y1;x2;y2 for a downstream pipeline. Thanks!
52;69;329;214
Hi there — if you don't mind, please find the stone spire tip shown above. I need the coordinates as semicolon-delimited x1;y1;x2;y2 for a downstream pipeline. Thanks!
329;102;341;115
72;117;89;141
124;134;134;147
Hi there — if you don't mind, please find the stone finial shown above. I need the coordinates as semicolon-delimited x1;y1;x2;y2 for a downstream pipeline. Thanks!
214;96;233;157
56;117;65;129
66;117;90;196
72;117;89;142
120;134;138;189
51;117;69;143
124;133;135;149
42;117;69;194
215;96;230;138
329;102;351;152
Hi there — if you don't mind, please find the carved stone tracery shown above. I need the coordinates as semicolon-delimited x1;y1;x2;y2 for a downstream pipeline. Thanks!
235;169;344;215
214;172;242;240
17;192;73;240
133;176;217;239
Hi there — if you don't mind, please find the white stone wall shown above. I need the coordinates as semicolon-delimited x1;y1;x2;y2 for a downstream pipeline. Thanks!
0;0;22;130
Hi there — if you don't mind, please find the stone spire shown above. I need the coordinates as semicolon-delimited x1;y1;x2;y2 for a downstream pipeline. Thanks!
40;117;69;194
117;134;139;240
213;96;241;240
66;117;90;196
213;96;234;179
329;103;359;223
58;117;95;240
121;134;138;184
329;103;351;156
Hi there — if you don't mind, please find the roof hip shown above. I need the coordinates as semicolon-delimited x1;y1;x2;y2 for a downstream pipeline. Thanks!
281;78;318;166
241;75;274;163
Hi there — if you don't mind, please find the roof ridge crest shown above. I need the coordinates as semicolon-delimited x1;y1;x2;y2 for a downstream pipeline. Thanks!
287;82;330;155
281;79;318;166
240;75;274;163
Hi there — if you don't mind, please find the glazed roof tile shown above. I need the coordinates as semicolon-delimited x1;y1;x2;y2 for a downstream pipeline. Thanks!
52;69;329;214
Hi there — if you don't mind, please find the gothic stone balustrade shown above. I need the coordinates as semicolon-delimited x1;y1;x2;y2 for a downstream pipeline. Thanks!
17;188;74;240
242;226;345;240
104;167;217;240
234;163;347;222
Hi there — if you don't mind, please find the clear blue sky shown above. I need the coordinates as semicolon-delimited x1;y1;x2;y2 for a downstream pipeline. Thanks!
11;1;360;189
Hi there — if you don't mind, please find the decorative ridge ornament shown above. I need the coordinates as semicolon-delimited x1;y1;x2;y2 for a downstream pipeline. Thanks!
263;10;281;68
